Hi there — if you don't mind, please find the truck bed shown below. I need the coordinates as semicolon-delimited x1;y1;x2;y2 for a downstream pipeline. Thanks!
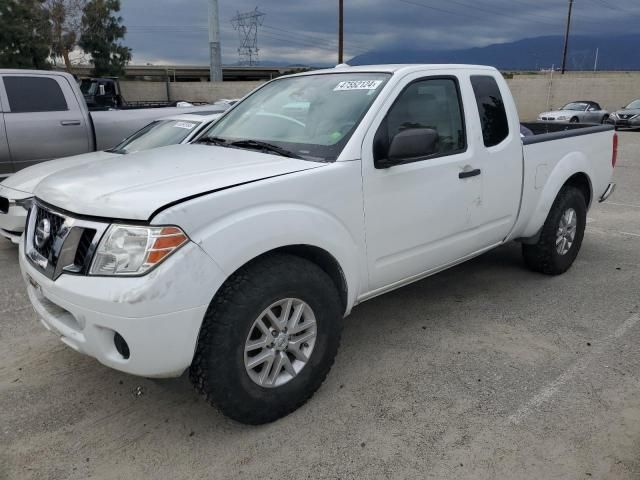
511;122;615;241
521;122;614;145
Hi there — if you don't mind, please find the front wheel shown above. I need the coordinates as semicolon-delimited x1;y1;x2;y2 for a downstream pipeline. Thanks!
570;117;580;123
190;253;343;424
522;186;587;275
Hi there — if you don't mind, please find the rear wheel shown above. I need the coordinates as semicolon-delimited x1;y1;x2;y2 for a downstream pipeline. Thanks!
601;115;609;124
570;117;580;123
522;186;587;275
190;253;343;424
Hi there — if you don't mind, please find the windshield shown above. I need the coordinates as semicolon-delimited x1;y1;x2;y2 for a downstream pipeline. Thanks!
562;102;588;111
199;72;391;161
80;79;97;96
625;99;640;110
109;119;202;154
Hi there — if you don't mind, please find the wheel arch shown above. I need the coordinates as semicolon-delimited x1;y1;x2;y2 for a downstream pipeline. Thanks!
518;151;594;240
563;171;592;208
517;171;592;244
269;244;349;314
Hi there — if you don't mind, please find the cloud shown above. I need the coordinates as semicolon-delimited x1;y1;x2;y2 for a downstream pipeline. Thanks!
119;0;640;65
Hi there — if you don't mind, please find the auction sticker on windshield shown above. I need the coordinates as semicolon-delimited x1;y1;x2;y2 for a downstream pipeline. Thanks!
334;80;383;91
173;122;197;130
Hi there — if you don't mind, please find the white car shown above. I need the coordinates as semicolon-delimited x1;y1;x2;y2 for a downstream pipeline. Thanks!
0;111;223;243
19;65;616;424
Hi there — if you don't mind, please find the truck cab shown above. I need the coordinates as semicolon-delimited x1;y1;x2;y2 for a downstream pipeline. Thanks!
80;77;124;110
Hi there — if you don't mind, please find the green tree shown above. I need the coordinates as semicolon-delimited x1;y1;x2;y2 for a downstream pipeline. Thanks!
0;0;52;69
46;0;87;73
79;0;130;77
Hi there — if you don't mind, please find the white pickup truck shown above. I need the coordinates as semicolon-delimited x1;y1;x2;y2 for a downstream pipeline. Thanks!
19;64;616;424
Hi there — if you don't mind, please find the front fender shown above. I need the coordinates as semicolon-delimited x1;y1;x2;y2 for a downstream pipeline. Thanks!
159;201;364;313
206;204;361;312
520;152;593;239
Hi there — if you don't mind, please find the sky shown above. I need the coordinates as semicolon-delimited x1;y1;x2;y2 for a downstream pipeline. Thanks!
119;0;640;66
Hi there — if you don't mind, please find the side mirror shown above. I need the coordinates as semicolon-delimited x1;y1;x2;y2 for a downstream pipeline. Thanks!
377;128;439;168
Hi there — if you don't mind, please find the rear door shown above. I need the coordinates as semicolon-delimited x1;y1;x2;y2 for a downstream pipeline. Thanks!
0;83;11;177
1;73;92;172
467;74;524;245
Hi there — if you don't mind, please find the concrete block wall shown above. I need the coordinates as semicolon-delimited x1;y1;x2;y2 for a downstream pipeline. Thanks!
506;72;640;121
119;80;264;104
120;73;640;121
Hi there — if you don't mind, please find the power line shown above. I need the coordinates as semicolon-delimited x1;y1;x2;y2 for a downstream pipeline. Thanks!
397;0;560;27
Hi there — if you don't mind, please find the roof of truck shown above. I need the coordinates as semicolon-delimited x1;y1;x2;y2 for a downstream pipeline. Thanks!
288;64;498;77
0;69;75;77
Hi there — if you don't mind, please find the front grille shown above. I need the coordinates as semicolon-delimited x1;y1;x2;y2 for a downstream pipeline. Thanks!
0;196;8;214
73;228;97;270
25;203;108;280
32;207;65;260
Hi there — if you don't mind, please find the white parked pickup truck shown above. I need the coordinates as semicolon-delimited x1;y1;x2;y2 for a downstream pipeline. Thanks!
19;65;616;424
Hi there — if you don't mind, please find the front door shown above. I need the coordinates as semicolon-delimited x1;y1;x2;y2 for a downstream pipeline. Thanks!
361;75;484;292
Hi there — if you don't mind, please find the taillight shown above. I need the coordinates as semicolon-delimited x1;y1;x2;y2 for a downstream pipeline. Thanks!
612;132;618;168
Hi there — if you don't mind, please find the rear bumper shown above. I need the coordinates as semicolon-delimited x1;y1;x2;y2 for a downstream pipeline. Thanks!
599;183;616;203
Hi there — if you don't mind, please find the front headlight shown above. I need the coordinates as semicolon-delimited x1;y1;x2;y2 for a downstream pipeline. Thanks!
609;112;617;119
90;225;188;276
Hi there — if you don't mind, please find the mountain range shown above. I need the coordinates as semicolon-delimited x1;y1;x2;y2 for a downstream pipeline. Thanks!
347;34;640;71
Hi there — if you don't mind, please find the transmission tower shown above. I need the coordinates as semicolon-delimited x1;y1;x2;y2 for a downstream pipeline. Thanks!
231;7;265;66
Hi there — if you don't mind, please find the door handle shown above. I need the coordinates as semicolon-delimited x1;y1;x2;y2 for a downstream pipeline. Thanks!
60;120;81;126
459;168;481;179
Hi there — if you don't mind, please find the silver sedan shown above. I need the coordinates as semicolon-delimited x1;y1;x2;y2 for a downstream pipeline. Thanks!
538;101;610;124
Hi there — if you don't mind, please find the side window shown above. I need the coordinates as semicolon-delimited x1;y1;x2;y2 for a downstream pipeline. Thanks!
470;75;509;147
374;77;466;162
3;76;68;113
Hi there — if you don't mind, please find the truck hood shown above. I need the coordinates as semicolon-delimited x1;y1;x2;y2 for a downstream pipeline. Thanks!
34;144;325;220
1;151;116;195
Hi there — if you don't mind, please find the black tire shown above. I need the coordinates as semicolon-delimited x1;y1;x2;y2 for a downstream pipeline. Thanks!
601;115;609;124
570;117;580;123
522;186;587;275
189;253;343;424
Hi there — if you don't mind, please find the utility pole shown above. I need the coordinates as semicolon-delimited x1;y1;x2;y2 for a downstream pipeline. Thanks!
208;0;223;82
561;0;574;74
594;47;599;72
338;0;344;64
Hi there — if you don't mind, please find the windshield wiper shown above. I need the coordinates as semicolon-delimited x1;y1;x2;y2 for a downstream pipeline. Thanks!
195;136;228;147
228;139;303;159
